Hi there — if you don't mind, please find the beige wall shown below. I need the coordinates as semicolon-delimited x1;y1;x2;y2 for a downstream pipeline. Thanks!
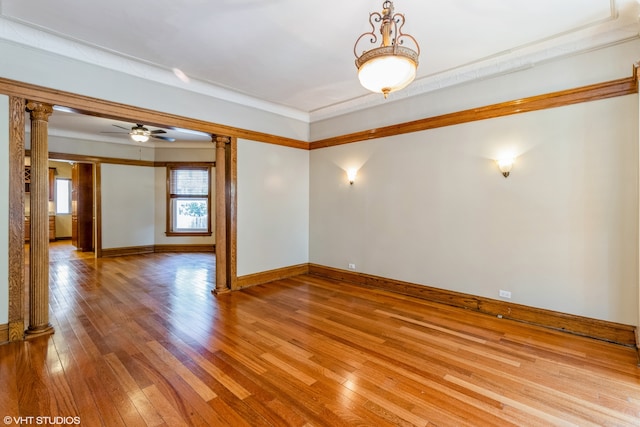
308;39;640;326
237;139;309;276
101;164;156;249
310;95;638;325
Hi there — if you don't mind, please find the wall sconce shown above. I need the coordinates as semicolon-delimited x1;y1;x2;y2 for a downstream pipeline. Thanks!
496;158;514;178
346;168;358;185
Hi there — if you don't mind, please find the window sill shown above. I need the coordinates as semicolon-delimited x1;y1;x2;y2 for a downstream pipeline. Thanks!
166;232;212;237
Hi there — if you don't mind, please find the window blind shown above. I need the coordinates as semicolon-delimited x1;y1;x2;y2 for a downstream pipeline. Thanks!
170;168;208;196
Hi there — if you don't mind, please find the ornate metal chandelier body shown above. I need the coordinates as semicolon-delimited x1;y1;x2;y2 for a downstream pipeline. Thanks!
354;1;420;98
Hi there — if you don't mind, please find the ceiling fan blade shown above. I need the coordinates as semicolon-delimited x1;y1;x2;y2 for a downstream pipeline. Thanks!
100;131;128;134
150;129;167;134
152;135;175;142
112;124;131;131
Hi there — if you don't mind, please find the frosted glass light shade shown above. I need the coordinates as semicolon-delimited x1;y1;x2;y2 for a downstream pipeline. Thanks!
497;158;514;177
131;133;149;142
355;45;418;97
346;168;358;184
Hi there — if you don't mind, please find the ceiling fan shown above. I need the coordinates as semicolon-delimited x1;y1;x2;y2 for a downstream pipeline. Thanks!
102;123;176;142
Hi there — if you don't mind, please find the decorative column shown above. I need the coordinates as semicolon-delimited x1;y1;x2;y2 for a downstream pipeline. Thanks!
213;135;230;294
8;97;26;341
25;101;54;339
637;63;640;365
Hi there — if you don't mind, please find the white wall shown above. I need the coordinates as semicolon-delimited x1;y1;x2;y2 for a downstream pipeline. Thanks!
0;95;8;324
101;164;155;249
310;95;638;325
237;139;309;276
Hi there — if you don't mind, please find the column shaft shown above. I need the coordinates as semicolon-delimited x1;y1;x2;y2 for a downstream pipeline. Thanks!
25;101;54;339
214;136;230;294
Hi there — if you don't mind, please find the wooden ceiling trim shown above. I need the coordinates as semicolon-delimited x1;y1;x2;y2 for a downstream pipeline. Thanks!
1;65;637;152
310;68;639;150
0;77;309;150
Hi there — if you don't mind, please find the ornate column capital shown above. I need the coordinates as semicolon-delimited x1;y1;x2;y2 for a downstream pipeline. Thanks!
26;101;53;121
213;135;231;149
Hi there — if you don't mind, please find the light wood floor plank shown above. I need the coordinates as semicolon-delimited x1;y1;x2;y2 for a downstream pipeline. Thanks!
3;241;639;426
146;340;218;402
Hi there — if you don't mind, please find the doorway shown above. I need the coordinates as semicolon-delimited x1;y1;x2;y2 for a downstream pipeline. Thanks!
71;162;94;253
7;94;237;342
46;160;96;260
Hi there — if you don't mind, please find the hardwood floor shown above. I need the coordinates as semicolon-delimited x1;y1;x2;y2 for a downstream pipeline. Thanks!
2;250;640;426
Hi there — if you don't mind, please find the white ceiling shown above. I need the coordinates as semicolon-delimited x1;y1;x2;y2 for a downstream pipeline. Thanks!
2;0;639;143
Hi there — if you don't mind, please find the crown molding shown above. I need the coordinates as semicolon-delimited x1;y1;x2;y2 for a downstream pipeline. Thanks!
1;3;638;125
0;17;310;123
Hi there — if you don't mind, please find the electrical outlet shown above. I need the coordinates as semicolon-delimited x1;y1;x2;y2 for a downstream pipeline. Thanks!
499;290;511;299
348;263;356;270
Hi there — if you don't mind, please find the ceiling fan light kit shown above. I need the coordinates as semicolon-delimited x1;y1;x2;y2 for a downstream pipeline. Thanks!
101;123;176;142
130;125;150;142
354;0;420;98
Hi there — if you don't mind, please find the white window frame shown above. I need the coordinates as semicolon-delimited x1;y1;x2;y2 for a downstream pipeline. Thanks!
55;177;72;215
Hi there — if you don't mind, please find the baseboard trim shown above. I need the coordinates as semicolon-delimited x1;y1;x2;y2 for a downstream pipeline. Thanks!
236;264;310;289
0;323;8;344
101;244;215;257
101;245;155;257
154;244;215;253
308;264;636;347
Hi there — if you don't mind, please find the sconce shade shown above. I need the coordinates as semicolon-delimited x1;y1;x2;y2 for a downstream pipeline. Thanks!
346;168;358;185
497;158;514;178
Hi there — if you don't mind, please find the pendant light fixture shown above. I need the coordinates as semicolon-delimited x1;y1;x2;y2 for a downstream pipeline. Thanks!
354;1;420;98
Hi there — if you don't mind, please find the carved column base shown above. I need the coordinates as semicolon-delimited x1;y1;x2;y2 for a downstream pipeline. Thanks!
24;323;54;340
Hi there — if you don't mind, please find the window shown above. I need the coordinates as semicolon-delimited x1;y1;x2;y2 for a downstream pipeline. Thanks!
167;166;212;235
55;178;72;214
